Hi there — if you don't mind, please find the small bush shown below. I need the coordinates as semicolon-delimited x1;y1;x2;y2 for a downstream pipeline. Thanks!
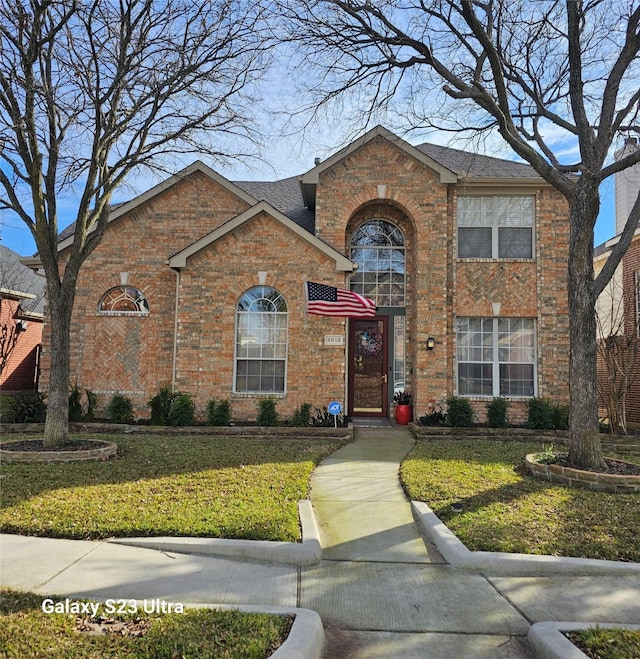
526;397;570;429
68;383;99;422
146;386;176;426
0;392;47;423
206;399;231;426
291;402;312;427
169;392;195;427
486;397;509;427
552;403;569;430
312;406;347;427
257;398;279;427
106;394;135;424
419;407;447;426
446;396;475;427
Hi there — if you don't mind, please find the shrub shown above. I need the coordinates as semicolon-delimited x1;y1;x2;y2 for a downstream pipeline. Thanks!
206;399;231;426
146;386;176;426
0;392;47;423
312;406;347;427
446;396;475;427
68;383;99;422
486;397;509;428
291;402;312;427
419;407;447;426
257;398;279;427
552;403;570;430
526;397;563;429
147;386;194;426
106;394;135;424
169;392;195;427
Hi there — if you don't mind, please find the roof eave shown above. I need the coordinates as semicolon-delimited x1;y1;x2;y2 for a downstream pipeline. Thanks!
168;200;354;272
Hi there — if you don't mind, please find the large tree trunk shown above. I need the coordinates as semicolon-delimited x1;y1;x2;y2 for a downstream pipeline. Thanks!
43;280;75;448
566;189;606;469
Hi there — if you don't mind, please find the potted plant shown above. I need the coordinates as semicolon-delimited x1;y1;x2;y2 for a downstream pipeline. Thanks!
394;390;413;425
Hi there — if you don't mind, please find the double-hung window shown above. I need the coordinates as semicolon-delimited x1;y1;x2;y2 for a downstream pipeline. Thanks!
458;196;534;259
456;317;536;397
235;286;288;393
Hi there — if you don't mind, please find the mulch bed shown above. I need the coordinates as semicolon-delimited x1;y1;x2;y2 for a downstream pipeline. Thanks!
553;455;640;476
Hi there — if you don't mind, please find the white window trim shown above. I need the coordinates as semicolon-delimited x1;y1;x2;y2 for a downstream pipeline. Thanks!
233;289;289;395
455;317;538;398
457;195;536;260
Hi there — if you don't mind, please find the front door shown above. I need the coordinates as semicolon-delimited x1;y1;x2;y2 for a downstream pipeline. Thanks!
349;317;388;417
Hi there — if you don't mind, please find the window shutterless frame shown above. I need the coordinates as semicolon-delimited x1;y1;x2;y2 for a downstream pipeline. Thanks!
455;317;537;398
457;196;535;259
233;286;288;394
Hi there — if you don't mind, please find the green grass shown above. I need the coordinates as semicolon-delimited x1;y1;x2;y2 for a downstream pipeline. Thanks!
567;626;640;659
0;589;291;658
0;434;347;541
400;439;640;562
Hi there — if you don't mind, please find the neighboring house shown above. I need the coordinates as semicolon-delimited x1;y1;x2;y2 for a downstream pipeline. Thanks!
0;245;45;392
32;126;570;423
595;137;640;427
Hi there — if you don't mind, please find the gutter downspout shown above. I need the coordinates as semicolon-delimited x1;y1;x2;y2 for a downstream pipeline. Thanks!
171;266;180;393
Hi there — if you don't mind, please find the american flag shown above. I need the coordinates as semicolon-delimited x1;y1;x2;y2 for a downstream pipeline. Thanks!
305;281;376;317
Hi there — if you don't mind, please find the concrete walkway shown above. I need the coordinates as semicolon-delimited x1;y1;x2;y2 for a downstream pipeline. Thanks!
2;424;640;658
306;426;535;658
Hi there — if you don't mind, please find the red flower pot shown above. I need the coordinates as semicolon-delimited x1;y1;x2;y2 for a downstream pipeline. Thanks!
395;404;413;425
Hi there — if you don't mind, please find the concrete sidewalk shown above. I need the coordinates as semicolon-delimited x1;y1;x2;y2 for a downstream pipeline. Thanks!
1;425;639;658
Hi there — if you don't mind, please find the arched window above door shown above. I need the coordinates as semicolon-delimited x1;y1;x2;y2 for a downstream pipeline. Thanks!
349;220;405;307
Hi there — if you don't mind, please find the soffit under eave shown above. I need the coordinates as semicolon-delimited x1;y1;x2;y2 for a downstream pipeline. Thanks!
167;200;354;272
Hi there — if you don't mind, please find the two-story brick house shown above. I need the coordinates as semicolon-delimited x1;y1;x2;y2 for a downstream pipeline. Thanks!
37;126;570;423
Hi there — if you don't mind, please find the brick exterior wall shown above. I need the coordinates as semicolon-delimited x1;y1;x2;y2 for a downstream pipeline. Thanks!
0;296;42;392
40;132;571;425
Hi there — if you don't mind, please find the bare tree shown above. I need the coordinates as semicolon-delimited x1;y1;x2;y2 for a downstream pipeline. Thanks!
0;0;273;446
596;268;640;434
279;0;640;469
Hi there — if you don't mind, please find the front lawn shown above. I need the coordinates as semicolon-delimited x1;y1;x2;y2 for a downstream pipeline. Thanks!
400;439;640;562
0;434;347;541
0;589;291;659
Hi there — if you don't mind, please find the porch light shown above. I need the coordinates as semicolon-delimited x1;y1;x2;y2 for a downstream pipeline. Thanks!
427;337;435;350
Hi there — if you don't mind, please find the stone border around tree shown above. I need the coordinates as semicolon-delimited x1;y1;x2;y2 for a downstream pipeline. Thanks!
0;439;118;464
524;453;640;493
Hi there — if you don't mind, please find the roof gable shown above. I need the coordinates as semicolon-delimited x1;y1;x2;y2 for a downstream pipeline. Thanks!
55;161;259;253
168;200;354;272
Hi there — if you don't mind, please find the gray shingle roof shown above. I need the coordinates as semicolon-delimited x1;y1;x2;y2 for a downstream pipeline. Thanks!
53;137;539;249
233;176;315;233
0;244;46;314
416;142;539;178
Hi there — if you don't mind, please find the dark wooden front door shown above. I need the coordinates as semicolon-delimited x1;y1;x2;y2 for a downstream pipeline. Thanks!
349;317;388;417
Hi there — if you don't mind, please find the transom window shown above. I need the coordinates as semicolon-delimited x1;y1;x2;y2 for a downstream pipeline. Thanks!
458;196;534;259
349;220;405;307
98;286;149;313
456;317;536;397
234;286;288;393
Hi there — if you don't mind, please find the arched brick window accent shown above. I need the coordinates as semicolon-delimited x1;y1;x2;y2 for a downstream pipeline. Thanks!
98;286;149;313
234;286;288;393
